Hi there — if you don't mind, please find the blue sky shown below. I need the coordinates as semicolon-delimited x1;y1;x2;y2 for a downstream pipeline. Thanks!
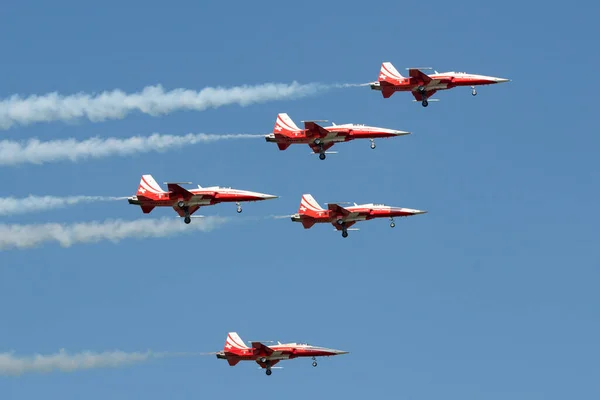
1;0;599;399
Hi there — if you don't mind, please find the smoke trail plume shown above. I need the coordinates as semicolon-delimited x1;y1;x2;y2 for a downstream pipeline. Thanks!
0;195;126;216
0;349;192;376
0;82;324;130
0;216;228;251
0;133;264;166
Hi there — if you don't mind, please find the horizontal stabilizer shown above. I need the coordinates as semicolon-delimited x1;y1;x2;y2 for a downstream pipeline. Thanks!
140;205;155;214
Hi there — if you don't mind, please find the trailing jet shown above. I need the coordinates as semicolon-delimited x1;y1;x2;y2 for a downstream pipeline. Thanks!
216;332;348;376
370;61;509;107
265;112;410;160
127;174;277;224
291;194;426;237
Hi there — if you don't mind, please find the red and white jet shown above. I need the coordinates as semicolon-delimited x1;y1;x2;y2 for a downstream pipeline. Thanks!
128;174;277;224
291;194;426;237
265;112;410;160
370;61;509;107
216;332;348;376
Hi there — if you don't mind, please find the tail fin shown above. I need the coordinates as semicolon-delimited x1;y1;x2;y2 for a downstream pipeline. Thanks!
137;174;167;200
224;332;249;356
299;194;325;218
379;62;404;83
274;113;302;137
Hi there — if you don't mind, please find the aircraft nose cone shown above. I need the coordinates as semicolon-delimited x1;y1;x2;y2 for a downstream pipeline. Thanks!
494;77;510;83
394;130;411;136
261;194;278;200
334;350;349;355
411;209;427;215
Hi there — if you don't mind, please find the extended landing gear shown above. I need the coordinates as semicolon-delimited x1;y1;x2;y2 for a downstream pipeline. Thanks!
418;86;429;107
390;217;395;228
370;139;376;150
263;359;272;376
236;202;242;213
317;142;326;160
471;86;477;96
312;357;318;367
337;219;349;238
178;201;191;224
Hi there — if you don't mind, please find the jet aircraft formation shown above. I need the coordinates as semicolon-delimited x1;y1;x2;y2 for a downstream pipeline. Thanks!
122;61;509;375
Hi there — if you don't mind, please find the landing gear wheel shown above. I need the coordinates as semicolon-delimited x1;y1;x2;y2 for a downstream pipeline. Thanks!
266;369;272;376
342;230;348;238
312;361;318;367
319;153;326;160
390;222;395;228
236;203;242;213
370;140;376;150
422;100;429;107
471;86;477;96
177;201;185;209
184;216;191;224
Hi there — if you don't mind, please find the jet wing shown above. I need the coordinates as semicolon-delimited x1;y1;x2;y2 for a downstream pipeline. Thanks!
408;68;433;84
172;205;201;217
304;121;329;138
327;203;351;216
167;183;194;200
251;342;275;356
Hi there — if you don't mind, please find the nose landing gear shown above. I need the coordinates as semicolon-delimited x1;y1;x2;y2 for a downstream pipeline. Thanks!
471;86;477;96
370;139;376;149
390;217;395;228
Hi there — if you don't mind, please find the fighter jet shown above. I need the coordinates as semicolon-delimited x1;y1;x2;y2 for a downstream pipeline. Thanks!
216;332;348;376
127;174;277;223
291;194;426;237
370;61;510;107
265;113;410;160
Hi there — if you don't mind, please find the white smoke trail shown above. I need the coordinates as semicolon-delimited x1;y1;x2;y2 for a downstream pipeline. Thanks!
0;216;228;251
0;133;264;166
0;195;126;216
0;82;324;130
0;349;194;376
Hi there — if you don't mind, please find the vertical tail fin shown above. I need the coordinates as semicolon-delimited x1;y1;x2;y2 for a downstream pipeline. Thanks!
136;174;167;200
224;332;249;356
299;194;325;218
379;62;404;84
274;113;302;137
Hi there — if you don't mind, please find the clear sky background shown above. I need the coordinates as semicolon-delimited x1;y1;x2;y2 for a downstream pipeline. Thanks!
1;0;599;399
